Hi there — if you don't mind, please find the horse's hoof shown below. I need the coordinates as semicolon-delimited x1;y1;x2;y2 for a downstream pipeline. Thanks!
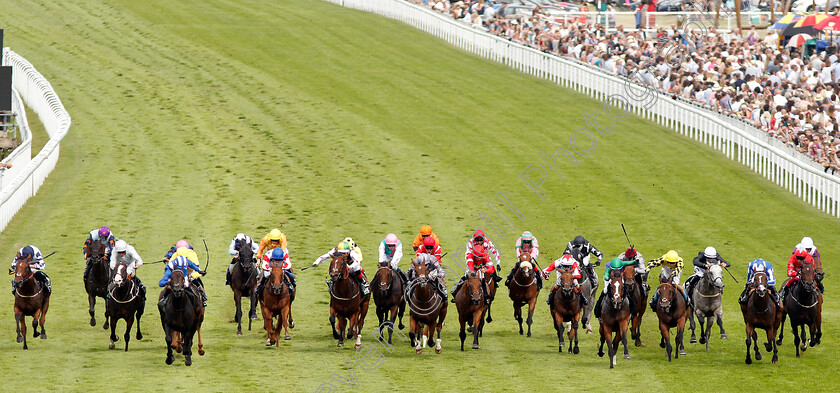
416;348;422;354
136;333;142;340
519;330;523;335
690;337;697;343
624;354;631;360
471;344;479;349
745;357;752;365
398;323;405;330
467;326;473;333
659;341;666;348
33;331;39;338
776;338;783;346
559;342;565;348
90;318;96;327
347;332;353;340
486;317;492;323
573;347;580;354
354;343;361;350
332;331;340;339
165;356;174;365
250;315;258;320
635;340;642;347
290;321;295;329
40;332;47;340
527;332;531;338
285;336;291;341
103;322;109;330
435;347;442;354
809;339;816;348
185;358;192;367
337;342;344;347
16;335;22;343
801;344;807;352
772;356;778;364
109;342;115;350
199;348;205;356
764;342;773;352
586;329;593;334
598;351;604;358
176;347;183;354
721;334;728;339
237;331;242;336
698;337;706;345
679;350;687;356
755;352;762;361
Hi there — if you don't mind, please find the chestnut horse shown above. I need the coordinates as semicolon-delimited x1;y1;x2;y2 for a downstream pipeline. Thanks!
372;261;405;344
106;261;145;351
598;269;630;368
84;241;111;330
741;272;781;364
508;253;538;337
229;241;259;335
328;255;370;349
12;260;50;350
622;265;646;347
408;260;447;354
159;269;204;366
456;271;484;351
777;260;822;358
259;261;293;345
654;280;687;361
550;266;582;354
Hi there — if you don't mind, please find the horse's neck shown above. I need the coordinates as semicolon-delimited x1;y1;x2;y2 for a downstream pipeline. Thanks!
413;284;435;303
20;275;39;292
698;275;715;291
792;279;815;299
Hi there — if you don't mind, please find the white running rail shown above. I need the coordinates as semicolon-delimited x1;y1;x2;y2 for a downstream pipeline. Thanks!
0;48;71;233
327;0;840;218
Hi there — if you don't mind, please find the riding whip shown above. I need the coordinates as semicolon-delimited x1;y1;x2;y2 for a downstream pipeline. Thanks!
723;265;739;283
42;251;57;260
145;259;167;265
621;224;633;250
202;239;210;274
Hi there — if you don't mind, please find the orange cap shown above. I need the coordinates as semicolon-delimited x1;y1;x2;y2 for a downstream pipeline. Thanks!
420;225;432;235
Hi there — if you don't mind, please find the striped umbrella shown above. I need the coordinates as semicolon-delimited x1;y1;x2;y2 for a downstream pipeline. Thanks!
771;11;805;30
782;13;829;36
815;15;840;31
786;33;813;47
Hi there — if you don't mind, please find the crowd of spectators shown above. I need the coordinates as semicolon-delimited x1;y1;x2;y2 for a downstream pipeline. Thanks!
413;0;840;174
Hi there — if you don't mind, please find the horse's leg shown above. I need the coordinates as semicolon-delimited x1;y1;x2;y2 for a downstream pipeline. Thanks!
697;314;706;345
338;315;347;348
472;310;481;349
526;298;535;338
752;330;761;361
350;312;361;350
716;310;728;339
376;306;386;343
411;315;420;352
164;327;174;365
793;322;801;357
633;312;643;347
387;304;399;345
597;322;606;358
183;330;194;366
329;307;339;340
514;303;523;335
282;305;292;341
262;303;274;346
486;301;493;324
808;320;819;347
620;318;630;360
173;331;183;353
776;309;787;345
15;309;25;349
197;314;205;356
124;314;134;352
704;314;713;351
677;314;687;356
109;314;118;350
89;294;97;327
435;313;444;354
767;327;778;364
660;322;672;361
689;307;697;343
744;323;753;364
135;305;143;341
32;309;41;338
556;312;565;351
571;315;580;354
234;290;243;335
607;327;617;368
459;315;467;352
104;307;110;330
799;324;808;353
397;297;406;330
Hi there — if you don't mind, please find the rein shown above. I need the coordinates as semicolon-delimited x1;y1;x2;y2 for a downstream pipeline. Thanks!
13;274;42;298
791;284;820;309
376;266;394;293
406;279;442;317
109;279;140;304
330;277;360;301
511;268;536;288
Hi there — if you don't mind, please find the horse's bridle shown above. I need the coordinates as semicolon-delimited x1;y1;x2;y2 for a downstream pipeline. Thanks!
377;263;394;293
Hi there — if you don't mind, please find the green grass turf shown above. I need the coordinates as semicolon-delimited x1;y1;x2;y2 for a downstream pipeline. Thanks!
0;0;837;391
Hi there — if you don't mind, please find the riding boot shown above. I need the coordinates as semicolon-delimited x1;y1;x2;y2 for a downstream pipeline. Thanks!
584;263;597;288
594;292;604;318
356;274;371;296
158;287;170;309
83;259;92;282
738;283;751;305
817;280;825;293
326;277;334;292
256;276;268;300
505;267;516;287
546;287;555;306
35;271;51;297
536;274;543;291
285;271;297;293
226;262;234;286
769;286;781;309
482;282;491;305
492;271;502;288
437;278;448;300
649;289;658;312
396;268;408;287
139;280;147;300
450;277;465;303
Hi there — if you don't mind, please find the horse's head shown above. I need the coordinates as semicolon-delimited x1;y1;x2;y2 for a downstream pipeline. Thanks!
465;272;482;305
12;260;32;289
170;269;186;299
799;261;816;292
621;265;635;285
237;241;254;268
413;259;429;289
330;254;349;281
657;283;675;313
111;261;128;288
707;264;724;292
269;262;285;295
608;276;624;309
518;259;533;278
89;241;106;261
559;266;575;295
377;262;393;292
753;272;768;298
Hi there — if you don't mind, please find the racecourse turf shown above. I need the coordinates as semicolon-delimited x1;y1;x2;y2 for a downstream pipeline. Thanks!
0;0;837;391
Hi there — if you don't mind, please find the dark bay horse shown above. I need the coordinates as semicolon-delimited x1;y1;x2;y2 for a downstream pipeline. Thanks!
408;260;447;354
483;268;497;324
371;261;405;344
85;241;111;329
229;242;259;335
550;267;582;354
654;281;687;361
508;253;538;337
622;265;646;347
456;271;484;351
159;270;205;366
106;261;145;351
689;263;727;351
328;255;370;349
12;260;50;350
741;272;781;364
259;261;292;345
777;260;822;358
598;269;630;368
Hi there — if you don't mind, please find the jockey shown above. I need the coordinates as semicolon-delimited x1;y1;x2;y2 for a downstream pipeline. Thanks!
408;254;448;299
738;258;779;309
379;233;407;286
563;235;603;289
780;249;816;300
168;242;208;306
83;226;117;282
412;225;441;251
450;244;494;304
255;248;295;299
343;237;364;262
793;237;824;293
684;247;731;304
157;254;205;307
109;240;147;300
416;236;442;263
465;229;502;284
311;241;369;295
10;245;50;296
256;228;288;259
543;254;585;307
618;248;649;298
162;239;194;262
506;231;541;288
593;257;636;317
226;233;259;286
647;250;687;311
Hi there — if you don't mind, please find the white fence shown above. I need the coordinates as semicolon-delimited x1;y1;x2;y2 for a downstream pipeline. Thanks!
327;0;840;218
0;48;71;233
0;89;33;190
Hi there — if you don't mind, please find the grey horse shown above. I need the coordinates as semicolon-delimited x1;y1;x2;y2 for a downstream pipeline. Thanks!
689;263;728;351
579;261;598;334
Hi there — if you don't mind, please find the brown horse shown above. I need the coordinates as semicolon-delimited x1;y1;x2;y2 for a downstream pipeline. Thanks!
409;260;447;354
456;271;485;351
85;241;111;330
598;269;630;368
741;272;781;364
654;281;687;361
106;261;145;351
229;242;260;335
11;260;50;350
550;267;582;354
259;261;293;345
371;262;405;344
622;265;646;347
508;253;539;337
159;269;204;366
328;255;370;349
777;260;822;358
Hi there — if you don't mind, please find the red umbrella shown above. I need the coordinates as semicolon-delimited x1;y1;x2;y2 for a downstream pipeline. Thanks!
787;33;813;47
815;15;840;31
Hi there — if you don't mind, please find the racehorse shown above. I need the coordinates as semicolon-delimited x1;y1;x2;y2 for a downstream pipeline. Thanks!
456;271;484;351
371;261;405;344
550;266;582;354
741;271;781;364
597;269;630;368
653;271;687;361
408;260;447;354
689;263;727;351
106;261;145;351
259;260;293;345
570;249;597;334
85;241;111;329
159;269;205;366
777;260;822;358
229;240;259;335
11;260;50;350
508;253;538;337
622;265;646;347
328;255;370;349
